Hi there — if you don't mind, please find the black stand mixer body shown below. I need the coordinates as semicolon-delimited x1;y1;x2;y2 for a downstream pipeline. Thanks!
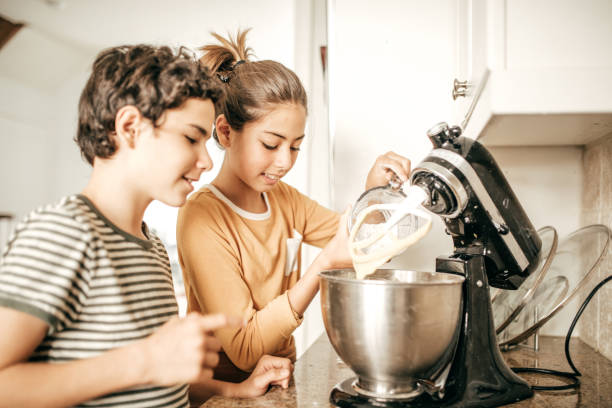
331;123;541;407
411;122;541;290
414;122;541;406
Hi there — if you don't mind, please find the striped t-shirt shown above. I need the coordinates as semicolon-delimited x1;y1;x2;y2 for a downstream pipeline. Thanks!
0;195;189;407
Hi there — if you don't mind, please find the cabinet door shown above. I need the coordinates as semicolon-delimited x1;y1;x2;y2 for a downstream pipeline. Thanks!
454;0;489;135
454;0;612;145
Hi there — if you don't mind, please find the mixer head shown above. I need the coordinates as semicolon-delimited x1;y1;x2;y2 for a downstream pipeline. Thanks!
410;122;541;289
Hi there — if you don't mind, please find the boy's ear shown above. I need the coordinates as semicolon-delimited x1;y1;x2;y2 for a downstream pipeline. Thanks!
215;114;233;148
115;105;144;148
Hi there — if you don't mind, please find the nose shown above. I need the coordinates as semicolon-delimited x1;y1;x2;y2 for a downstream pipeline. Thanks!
274;146;293;170
197;144;213;172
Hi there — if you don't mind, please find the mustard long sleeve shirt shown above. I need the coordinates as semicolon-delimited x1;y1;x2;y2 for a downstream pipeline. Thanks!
176;182;339;377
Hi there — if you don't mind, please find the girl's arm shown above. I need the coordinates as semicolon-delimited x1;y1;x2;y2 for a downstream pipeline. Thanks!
288;151;411;316
0;308;238;408
287;207;353;316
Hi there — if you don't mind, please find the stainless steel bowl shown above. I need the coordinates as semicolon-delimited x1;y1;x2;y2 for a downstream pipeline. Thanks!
320;269;464;400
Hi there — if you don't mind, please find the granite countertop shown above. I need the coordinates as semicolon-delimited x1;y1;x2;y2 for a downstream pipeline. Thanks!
202;334;612;407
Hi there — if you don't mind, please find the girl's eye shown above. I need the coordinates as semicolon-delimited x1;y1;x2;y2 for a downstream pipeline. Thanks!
262;143;277;150
185;136;197;144
290;146;301;152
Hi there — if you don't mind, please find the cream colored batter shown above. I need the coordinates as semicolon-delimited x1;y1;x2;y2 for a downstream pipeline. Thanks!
349;192;432;280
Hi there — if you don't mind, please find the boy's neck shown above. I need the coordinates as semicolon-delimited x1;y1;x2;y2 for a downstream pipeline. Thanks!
82;165;150;240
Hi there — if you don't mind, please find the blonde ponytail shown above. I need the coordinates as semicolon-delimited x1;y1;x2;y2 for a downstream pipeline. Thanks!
200;29;254;75
198;28;307;145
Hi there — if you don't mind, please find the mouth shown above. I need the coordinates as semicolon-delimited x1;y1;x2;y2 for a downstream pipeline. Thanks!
182;176;198;189
264;173;280;180
262;172;283;183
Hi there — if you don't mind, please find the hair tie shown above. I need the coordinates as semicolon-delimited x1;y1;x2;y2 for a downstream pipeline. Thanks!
218;61;245;83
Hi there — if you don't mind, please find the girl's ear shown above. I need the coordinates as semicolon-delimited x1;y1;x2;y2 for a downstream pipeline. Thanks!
115;105;144;148
215;114;233;148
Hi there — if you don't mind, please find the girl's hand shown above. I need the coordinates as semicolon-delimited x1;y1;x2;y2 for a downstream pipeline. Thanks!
319;206;353;271
234;355;293;398
364;151;411;191
139;313;243;386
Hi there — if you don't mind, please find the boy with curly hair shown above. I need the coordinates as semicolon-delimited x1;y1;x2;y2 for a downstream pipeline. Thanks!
0;44;291;407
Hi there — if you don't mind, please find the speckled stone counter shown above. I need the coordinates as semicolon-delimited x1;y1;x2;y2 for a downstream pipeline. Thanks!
202;334;612;407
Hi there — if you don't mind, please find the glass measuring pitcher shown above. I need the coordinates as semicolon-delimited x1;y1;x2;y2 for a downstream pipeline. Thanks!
348;182;432;279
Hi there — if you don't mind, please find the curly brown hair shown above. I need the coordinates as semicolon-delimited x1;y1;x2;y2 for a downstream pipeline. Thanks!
199;29;307;146
76;44;223;165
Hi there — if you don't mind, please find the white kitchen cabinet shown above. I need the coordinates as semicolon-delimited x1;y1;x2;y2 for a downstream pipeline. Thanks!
453;0;612;146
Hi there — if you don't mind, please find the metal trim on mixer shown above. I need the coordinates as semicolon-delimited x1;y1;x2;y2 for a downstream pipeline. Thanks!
411;161;468;219
351;378;424;401
428;149;529;269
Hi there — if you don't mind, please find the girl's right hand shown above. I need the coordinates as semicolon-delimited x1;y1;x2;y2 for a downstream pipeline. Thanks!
288;207;354;317
139;313;243;386
319;206;353;271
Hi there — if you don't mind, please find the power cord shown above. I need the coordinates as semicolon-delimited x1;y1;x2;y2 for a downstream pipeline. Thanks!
511;274;612;391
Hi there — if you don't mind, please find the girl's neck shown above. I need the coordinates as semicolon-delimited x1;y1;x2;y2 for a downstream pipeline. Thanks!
212;164;267;214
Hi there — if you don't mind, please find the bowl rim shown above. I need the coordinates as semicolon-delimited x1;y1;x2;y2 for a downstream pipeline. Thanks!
319;268;465;286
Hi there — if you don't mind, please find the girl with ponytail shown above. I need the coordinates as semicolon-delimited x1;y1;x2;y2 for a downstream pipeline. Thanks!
177;29;410;386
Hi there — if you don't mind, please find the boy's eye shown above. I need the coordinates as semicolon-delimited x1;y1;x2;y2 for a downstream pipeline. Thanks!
262;142;277;150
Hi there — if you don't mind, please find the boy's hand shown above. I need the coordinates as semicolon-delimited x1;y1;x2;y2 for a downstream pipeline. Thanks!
234;355;293;398
365;151;411;191
139;313;243;386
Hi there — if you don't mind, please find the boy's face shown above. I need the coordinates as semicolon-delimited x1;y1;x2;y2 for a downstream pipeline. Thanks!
132;98;216;207
226;103;306;194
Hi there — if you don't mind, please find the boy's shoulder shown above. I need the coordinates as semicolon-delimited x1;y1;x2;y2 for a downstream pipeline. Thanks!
13;195;100;245
23;195;94;228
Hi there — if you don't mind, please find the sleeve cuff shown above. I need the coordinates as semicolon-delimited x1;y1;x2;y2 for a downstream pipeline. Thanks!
0;296;56;333
288;295;304;324
257;292;303;353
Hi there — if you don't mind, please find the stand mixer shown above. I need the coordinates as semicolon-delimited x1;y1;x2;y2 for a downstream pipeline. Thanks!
320;122;542;407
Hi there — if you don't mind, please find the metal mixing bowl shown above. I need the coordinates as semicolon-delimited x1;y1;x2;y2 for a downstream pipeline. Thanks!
319;269;464;400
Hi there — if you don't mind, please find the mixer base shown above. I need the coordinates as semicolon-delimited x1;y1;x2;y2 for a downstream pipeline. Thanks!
330;378;443;408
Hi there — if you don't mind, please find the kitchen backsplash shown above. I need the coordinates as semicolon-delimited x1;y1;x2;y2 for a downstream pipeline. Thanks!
579;133;612;361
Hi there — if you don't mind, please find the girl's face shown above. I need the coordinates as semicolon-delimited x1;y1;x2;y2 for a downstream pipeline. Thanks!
226;103;306;194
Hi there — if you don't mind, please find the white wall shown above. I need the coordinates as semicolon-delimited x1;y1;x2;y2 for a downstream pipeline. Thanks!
331;0;457;273
489;146;583;239
290;0;332;357
50;72;93;202
0;77;56;221
0;19;96;221
490;146;584;337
